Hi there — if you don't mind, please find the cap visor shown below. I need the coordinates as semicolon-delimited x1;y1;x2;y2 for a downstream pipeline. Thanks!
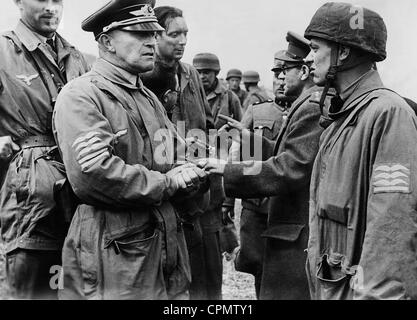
120;21;164;32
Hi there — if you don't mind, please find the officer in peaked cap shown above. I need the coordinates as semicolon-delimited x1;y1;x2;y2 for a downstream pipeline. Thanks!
272;51;287;101
276;31;313;99
54;0;207;300
275;31;311;66
82;0;163;39
201;30;330;300
226;69;248;105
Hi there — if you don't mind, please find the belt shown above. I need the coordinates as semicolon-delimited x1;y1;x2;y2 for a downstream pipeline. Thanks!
17;135;56;149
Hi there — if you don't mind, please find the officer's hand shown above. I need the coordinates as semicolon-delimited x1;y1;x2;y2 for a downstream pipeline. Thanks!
221;206;235;225
168;164;207;190
218;115;244;132
0;136;20;161
218;117;251;144
198;158;227;176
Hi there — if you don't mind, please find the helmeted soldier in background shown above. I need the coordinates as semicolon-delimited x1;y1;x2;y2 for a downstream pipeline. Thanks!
202;31;330;300
229;50;296;298
0;0;89;299
193;52;242;300
193;53;242;129
226;69;248;106
241;71;271;113
305;2;417;300
54;0;209;300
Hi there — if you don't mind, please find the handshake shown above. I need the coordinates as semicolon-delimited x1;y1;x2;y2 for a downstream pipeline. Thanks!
168;158;229;192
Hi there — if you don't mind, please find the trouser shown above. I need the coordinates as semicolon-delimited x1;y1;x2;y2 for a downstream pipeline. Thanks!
201;228;223;300
235;208;268;298
5;249;61;300
219;212;239;255
182;218;209;300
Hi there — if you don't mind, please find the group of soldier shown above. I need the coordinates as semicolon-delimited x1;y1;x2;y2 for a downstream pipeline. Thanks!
0;0;417;301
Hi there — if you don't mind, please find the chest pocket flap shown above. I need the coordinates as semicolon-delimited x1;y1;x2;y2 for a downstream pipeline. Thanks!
254;119;275;130
262;224;305;242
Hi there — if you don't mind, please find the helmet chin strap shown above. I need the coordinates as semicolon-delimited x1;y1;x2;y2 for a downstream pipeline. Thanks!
318;44;373;118
318;44;340;116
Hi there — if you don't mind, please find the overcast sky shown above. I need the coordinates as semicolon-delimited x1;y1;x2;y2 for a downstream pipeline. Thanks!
1;0;416;100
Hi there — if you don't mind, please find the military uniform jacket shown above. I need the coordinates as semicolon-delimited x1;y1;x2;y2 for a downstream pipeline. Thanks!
242;87;271;113
53;59;191;300
202;80;243;230
237;100;288;213
224;85;324;299
206;80;242;130
234;88;248;107
0;21;89;253
176;62;214;133
307;70;417;300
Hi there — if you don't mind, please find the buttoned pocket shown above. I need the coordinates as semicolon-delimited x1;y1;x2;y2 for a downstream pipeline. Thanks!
103;226;165;297
318;205;349;226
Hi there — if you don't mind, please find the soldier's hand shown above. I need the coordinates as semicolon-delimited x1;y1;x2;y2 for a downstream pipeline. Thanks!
218;116;251;143
168;164;207;190
198;158;227;176
218;114;247;132
0;136;20;161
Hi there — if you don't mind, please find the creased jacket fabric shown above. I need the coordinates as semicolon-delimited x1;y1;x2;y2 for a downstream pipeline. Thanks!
307;70;417;300
231;100;287;284
0;21;89;253
53;59;191;300
224;86;325;300
242;87;271;113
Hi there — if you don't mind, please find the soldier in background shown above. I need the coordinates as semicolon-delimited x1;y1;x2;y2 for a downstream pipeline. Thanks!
202;31;328;300
241;71;271;113
0;0;89;299
193;52;242;300
228;51;296;298
141;5;214;300
226;69;248;106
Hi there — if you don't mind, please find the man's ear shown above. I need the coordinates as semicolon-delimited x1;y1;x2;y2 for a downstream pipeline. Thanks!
300;65;310;81
98;34;115;53
339;46;351;62
155;31;164;42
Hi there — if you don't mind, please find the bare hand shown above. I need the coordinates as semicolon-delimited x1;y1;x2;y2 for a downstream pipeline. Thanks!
168;163;208;190
0;136;20;161
217;115;251;143
198;158;227;176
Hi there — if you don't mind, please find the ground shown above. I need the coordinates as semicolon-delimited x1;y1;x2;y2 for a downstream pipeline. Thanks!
0;201;256;300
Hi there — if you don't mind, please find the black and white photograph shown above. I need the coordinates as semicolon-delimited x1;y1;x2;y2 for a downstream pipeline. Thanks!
0;0;417;311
